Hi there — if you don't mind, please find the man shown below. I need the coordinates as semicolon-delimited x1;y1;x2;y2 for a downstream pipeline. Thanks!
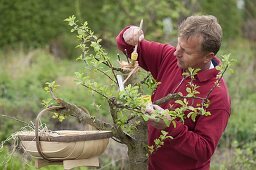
116;15;231;170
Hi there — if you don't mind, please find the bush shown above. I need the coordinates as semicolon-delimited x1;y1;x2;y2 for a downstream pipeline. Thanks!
0;0;75;48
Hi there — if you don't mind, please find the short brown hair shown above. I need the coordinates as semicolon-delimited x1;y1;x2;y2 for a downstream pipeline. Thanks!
178;15;222;55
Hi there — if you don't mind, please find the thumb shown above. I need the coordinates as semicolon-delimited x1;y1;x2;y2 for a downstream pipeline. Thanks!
139;34;144;41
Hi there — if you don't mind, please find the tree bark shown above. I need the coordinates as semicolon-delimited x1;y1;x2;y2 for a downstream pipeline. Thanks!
126;119;148;170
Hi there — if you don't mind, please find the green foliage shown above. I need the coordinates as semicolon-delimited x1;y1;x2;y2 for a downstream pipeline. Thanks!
0;48;96;139
0;0;77;48
148;130;173;155
199;0;242;39
99;0;186;43
218;39;256;146
44;81;60;93
0;120;19;143
232;138;256;169
65;15;118;99
244;0;256;19
119;85;144;108
0;0;249;50
143;75;159;91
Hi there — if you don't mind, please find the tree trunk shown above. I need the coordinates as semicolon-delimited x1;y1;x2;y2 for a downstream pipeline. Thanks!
127;144;148;170
126;120;148;170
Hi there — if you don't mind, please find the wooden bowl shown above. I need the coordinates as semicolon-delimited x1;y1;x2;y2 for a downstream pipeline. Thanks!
17;130;112;160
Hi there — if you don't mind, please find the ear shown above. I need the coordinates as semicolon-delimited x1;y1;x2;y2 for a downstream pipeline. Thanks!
204;52;214;64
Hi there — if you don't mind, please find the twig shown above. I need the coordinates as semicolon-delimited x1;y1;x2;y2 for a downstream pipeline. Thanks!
49;87;57;100
0;114;29;126
96;68;117;84
153;93;206;105
205;65;229;99
92;56;123;72
117;53;121;61
136;73;151;86
109;97;143;114
111;137;123;144
81;84;109;99
109;64;119;86
125;115;136;124
80;34;120;85
124;49;130;63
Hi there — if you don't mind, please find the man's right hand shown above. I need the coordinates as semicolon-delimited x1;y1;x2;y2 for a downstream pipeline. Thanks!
123;26;144;46
146;104;172;129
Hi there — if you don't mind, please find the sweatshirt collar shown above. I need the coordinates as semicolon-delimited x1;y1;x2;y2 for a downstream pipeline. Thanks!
195;56;221;82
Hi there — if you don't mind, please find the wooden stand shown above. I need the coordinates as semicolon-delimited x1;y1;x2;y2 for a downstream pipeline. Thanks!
35;157;99;170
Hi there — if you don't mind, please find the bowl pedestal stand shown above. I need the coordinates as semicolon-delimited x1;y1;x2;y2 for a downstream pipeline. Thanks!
35;156;99;170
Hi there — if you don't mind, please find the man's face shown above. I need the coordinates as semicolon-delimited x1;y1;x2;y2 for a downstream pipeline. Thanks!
174;36;211;70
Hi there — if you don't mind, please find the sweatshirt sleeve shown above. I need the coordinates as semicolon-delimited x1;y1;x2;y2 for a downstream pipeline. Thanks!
164;109;229;162
116;27;176;80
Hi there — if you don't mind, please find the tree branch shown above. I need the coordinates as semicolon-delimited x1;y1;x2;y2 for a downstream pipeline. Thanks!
81;84;109;99
153;93;206;105
108;97;135;144
49;87;135;144
55;98;113;131
135;73;151;86
96;68;117;84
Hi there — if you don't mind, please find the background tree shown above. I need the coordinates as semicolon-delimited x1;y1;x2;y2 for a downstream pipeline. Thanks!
199;0;242;39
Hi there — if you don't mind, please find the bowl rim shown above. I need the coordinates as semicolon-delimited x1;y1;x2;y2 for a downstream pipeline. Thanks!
17;130;113;142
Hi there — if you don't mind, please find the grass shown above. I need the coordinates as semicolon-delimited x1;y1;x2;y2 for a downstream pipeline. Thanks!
0;146;89;170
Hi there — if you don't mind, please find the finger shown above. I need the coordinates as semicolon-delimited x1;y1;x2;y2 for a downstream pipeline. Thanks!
123;27;137;45
149;119;164;129
152;104;164;111
132;28;140;45
146;104;154;114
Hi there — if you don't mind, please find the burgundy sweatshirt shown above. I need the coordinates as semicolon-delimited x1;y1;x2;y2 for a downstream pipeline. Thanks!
116;27;231;170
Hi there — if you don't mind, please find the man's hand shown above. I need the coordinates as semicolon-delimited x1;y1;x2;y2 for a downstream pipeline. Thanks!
146;104;172;129
123;26;144;46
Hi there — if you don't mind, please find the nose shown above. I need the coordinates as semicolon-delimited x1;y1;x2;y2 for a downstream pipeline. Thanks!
174;46;182;58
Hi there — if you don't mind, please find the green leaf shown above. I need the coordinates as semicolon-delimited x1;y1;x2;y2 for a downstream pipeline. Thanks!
142;115;149;121
186;93;193;97
163;118;171;127
187;112;194;118
187;106;195;111
175;100;184;106
160;130;168;136
191;113;197;122
172;121;177;128
154;139;161;145
186;87;192;93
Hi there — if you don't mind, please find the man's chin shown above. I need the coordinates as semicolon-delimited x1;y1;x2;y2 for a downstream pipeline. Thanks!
177;62;186;69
